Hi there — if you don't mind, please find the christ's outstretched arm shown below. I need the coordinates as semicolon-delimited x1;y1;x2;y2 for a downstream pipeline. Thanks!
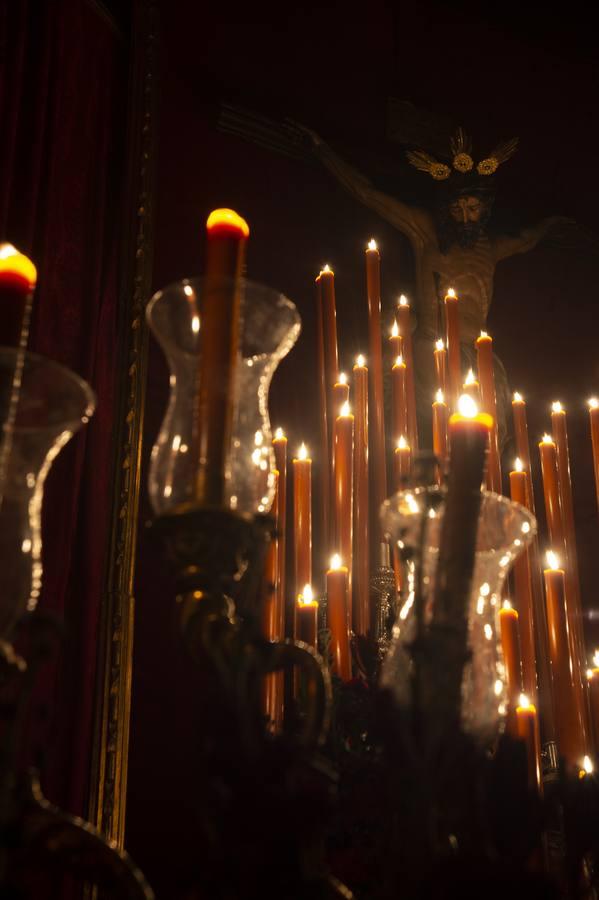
492;216;575;261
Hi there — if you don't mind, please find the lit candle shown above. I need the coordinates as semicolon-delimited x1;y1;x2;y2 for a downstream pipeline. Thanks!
262;472;283;729
196;208;249;504
516;694;542;793
333;372;350;410
296;583;318;649
334;402;354;628
444;287;461;409
315;275;330;558
352;355;370;636
320;264;339;466
509;458;537;703
389;319;403;360
434;338;447;396
397;295;418;449
432;389;449;471
512;393;533;494
551;401;585;671
393;436;411;490
365;241;387;534
462;368;481;403
293;443;312;607
273;429;287;641
0;243;37;347
544;551;589;767
499;599;523;735
326;555;352;680
476;331;501;493
434;395;492;629
391;354;408;445
588;398;599;518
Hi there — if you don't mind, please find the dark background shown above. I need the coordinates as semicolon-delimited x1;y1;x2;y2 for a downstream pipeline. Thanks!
125;1;599;893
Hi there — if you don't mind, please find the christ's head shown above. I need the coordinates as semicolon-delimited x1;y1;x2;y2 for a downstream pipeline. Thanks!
436;191;494;251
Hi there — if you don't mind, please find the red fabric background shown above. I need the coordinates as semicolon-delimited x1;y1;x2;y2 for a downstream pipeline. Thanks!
0;0;129;817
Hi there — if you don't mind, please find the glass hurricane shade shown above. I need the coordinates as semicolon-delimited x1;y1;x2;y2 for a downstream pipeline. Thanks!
146;277;300;517
381;487;536;742
0;349;95;638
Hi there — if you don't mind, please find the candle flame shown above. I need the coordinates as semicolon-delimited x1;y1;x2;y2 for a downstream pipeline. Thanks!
518;693;531;708
594;649;599;668
367;238;378;251
340;401;351;417
301;584;314;604
298;443;308;460
589;397;599;410
183;283;194;297
398;294;409;307
479;330;489;339
391;320;399;338
435;389;445;404
435;338;445;351
464;368;476;386
356;353;366;367
397;435;408;450
457;394;478;418
587;668;594;681
0;242;37;285
206;208;250;238
274;427;285;441
338;372;347;385
191;315;200;334
551;400;564;413
502;599;512;610
321;263;332;274
330;553;343;570
445;287;456;299
395;354;404;367
582;755;594;775
513;391;524;403
546;550;560;570
514;457;524;472
541;433;553;445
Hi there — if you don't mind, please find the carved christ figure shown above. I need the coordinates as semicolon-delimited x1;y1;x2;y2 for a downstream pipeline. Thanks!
295;124;568;447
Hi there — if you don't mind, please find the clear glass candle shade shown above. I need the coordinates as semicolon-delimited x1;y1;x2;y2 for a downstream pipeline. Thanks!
380;487;536;742
147;277;300;517
0;349;95;637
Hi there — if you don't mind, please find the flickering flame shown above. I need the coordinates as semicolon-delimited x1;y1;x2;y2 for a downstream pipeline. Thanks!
464;368;476;386
183;283;194;297
298;443;308;460
395;354;404;367
330;553;343;570
367;238;378;251
340;401;351;417
479;330;489;338
446;287;456;299
0;242;37;286
594;649;599;668
518;693;531;708
391;320;399;338
582;756;594;775
541;433;553;445
191;315;200;334
546;550;560;571
457;394;478;418
397;435;408;450
322;263;332;274
435;338;445;351
587;668;594;681
274;427;285;441
301;584;314;604
435;389;445;404
356;354;366;367
589;397;599;410
515;457;524;472
502;599;512;611
206;208;250;238
399;294;409;307
513;391;524;403
339;372;348;385
552;400;564;413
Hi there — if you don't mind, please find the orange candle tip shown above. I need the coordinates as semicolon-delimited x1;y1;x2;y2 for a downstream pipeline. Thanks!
435;338;445;351
434;389;446;404
449;394;493;429
321;263;334;275
295;442;310;461
551;400;564;413
273;427;286;441
354;353;366;368
398;294;409;308
540;433;554;446
397;435;409;450
516;693;536;713
445;287;457;299
366;238;378;251
298;584;317;606
477;330;491;342
0;243;37;287
328;553;348;572
338;401;352;418
513;457;524;473
513;391;524;403
393;354;405;368
545;550;562;571
206;208;250;238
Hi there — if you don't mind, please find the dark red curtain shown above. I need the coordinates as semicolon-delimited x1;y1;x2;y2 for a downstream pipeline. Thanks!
0;0;130;817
